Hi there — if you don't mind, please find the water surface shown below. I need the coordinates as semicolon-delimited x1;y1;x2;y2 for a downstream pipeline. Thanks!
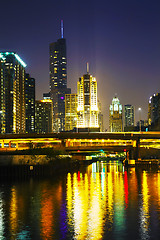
0;161;160;239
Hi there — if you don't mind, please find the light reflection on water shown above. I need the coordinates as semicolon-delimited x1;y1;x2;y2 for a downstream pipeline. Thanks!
1;161;160;239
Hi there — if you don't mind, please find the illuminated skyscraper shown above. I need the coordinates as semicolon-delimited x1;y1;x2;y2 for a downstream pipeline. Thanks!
109;96;122;132
25;73;35;133
49;20;71;132
0;52;26;134
148;93;160;130
35;99;53;133
77;66;99;129
65;94;78;131
124;104;134;127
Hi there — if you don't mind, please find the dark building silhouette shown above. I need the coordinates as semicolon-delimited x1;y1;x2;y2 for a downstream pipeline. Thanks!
49;21;71;132
25;73;35;133
35;99;53;133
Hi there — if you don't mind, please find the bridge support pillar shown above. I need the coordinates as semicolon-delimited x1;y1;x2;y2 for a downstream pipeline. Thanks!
61;140;65;147
129;149;134;160
135;138;140;160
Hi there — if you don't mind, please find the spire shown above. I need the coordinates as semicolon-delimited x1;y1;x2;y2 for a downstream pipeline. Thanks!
87;62;89;74
61;20;64;38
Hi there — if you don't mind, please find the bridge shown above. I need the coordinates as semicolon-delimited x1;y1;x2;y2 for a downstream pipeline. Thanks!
0;132;160;160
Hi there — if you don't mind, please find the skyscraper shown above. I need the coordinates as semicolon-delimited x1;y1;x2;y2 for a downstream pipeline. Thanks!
35;99;53;133
77;65;99;129
0;52;26;134
65;94;78;131
109;96;122;132
49;21;71;132
124;104;135;127
148;93;160;130
25;73;35;133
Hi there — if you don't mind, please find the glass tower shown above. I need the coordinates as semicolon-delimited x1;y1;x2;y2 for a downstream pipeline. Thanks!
124;104;135;127
49;21;71;132
0;52;26;134
25;73;35;133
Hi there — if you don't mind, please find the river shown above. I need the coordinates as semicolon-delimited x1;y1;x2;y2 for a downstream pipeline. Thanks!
0;161;160;239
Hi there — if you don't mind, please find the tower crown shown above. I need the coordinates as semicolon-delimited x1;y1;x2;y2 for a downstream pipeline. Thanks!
0;52;27;67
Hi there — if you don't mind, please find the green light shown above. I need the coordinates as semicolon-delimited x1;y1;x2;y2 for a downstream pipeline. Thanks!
0;52;27;68
14;53;27;67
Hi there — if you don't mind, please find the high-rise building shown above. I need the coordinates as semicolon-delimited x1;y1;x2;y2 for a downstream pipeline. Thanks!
148;96;152;126
0;52;26;134
124;104;135;127
109;96;122;132
49;21;71;132
25;73;35;133
77;66;99;129
148;93;160;130
65;94;78;131
35;99;53;134
98;99;103;132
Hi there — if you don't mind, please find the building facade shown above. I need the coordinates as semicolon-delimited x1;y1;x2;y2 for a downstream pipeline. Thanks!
35;99;53;133
148;93;160;130
109;96;122;132
77;71;99;129
49;21;71;132
0;52;26;134
65;94;78;131
25;73;35;133
98;99;103;132
124;104;135;128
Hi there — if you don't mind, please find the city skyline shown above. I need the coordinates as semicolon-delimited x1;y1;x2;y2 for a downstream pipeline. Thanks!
1;0;160;129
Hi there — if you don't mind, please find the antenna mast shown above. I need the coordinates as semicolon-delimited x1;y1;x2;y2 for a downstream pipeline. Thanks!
61;20;64;38
87;62;89;74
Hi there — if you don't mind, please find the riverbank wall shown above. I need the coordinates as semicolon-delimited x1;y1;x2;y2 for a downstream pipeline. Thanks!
0;155;81;178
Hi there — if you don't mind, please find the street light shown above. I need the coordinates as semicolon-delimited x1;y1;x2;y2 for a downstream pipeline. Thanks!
138;108;141;131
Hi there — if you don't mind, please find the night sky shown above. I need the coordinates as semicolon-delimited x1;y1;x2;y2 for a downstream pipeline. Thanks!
1;0;160;129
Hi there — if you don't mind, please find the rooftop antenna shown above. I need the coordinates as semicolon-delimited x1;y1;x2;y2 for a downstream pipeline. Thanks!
87;62;89;74
61;20;64;38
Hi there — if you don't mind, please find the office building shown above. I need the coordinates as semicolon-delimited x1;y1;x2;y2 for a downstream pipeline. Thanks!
65;94;78;131
109;96;122;132
148;93;160;130
35;99;53;133
0;52;26;134
49;21;71;132
124;104;135;128
25;73;35;133
77;66;99;129
148;97;152;126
